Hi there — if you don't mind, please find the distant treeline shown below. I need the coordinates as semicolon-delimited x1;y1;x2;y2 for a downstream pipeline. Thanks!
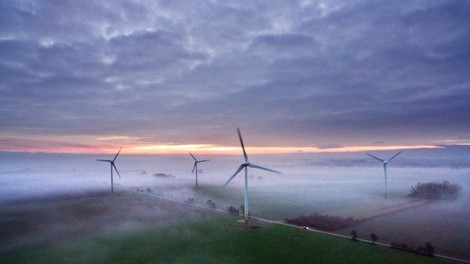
408;180;461;199
285;213;359;231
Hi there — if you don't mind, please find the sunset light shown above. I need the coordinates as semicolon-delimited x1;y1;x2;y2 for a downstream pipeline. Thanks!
1;1;469;262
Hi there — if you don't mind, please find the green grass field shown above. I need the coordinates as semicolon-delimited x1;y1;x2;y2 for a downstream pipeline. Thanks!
0;215;445;264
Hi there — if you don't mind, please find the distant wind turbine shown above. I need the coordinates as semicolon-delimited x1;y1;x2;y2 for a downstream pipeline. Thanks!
366;151;403;199
189;152;210;189
224;128;281;225
97;147;122;193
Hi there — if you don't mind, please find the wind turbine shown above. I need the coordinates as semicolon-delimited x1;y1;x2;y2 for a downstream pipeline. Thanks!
224;128;281;225
366;151;403;199
97;147;122;193
189;152;210;189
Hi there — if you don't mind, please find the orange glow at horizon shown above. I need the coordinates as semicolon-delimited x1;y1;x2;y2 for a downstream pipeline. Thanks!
121;144;442;155
0;133;443;155
0;132;451;155
0;144;443;155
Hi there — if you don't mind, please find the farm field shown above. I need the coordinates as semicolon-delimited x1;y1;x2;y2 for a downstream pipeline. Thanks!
0;192;446;264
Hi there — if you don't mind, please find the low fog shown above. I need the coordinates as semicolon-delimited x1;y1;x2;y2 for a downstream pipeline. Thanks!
0;149;469;259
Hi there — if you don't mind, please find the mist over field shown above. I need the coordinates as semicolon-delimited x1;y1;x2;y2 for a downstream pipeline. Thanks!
1;147;469;202
1;1;469;262
1;147;469;260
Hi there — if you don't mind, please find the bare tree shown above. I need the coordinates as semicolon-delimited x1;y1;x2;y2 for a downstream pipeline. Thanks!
425;242;435;256
370;233;378;244
351;230;358;241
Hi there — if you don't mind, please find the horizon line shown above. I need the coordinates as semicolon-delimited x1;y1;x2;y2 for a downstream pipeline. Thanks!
0;144;444;155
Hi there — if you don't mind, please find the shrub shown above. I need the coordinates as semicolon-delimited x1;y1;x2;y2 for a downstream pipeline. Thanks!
417;242;435;256
227;206;240;216
206;200;216;208
392;241;435;257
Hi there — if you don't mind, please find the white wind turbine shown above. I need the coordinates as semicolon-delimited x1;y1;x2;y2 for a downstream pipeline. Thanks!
366;151;403;199
189;152;210;189
224;128;281;225
97;147;122;193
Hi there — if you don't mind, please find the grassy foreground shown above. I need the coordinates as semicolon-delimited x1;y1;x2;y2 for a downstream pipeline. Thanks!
0;216;445;264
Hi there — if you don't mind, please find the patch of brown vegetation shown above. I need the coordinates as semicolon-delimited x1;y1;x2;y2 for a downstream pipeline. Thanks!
285;213;358;231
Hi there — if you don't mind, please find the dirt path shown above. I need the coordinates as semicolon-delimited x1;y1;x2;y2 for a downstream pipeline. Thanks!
324;198;433;221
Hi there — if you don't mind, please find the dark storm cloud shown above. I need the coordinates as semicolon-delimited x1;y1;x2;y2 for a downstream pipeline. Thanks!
1;0;469;148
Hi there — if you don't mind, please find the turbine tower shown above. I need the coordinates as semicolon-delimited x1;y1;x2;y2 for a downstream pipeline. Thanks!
224;128;281;225
97;147;122;193
366;151;403;199
189;152;210;189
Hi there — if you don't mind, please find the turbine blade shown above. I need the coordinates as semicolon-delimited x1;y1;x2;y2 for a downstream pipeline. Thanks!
112;163;121;178
366;153;384;163
249;163;281;174
189;152;197;162
198;159;210;163
237;128;249;162
96;159;111;162
112;147;123;162
224;164;245;187
192;163;197;174
387;151;403;162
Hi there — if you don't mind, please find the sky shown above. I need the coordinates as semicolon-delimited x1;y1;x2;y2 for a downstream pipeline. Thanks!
0;0;469;154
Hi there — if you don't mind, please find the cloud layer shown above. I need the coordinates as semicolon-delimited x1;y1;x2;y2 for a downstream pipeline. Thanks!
1;0;469;150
